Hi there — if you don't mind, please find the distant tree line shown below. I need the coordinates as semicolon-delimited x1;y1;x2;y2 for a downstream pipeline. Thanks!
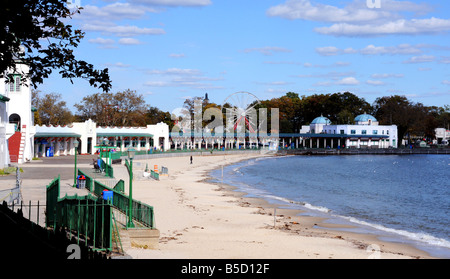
32;89;174;128
256;92;449;142
32;89;449;142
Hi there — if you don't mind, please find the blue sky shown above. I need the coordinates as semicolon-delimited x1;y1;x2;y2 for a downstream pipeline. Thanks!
39;0;450;113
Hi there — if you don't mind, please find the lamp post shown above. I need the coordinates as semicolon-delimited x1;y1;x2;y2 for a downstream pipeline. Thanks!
103;137;110;175
127;148;136;228
73;139;79;188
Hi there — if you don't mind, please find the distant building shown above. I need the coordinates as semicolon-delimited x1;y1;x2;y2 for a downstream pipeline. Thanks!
0;58;169;166
293;113;398;149
434;128;450;144
34;120;170;158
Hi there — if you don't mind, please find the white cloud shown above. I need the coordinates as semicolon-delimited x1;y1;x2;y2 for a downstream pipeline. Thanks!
242;46;292;56
366;80;386;86
144;81;171;87
315;46;356;56
360;44;422;55
169;53;186;58
295;71;356;79
315;18;450;37
316;44;445;56
371;73;404;79
337;77;360;85
256;81;291;86
315;46;339;56
130;0;212;7
143;67;224;90
82;23;165;37
104;62;131;68
77;3;157;21
442;80;450;86
439;57;450;64
88;37;115;45
88;37;117;48
268;0;450;37
402;55;435;64
266;0;389;23
118;38;143;45
146;68;202;75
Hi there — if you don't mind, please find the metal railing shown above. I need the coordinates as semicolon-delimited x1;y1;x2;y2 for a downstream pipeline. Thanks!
46;176;114;251
5;200;45;227
78;169;155;229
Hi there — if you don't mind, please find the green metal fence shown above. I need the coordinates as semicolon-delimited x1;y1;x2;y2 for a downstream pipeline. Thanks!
56;194;112;250
45;176;113;251
78;169;155;229
150;170;159;180
45;176;60;227
110;150;149;160
92;180;155;229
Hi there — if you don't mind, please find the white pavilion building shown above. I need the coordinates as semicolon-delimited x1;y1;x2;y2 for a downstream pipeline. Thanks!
298;113;398;149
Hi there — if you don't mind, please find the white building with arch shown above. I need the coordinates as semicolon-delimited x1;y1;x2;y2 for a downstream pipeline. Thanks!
0;62;36;166
0;59;169;167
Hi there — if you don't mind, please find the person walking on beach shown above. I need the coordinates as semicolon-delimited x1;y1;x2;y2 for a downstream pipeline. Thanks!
190;156;193;164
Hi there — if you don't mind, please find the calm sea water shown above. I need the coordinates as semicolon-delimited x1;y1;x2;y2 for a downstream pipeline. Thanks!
209;154;450;258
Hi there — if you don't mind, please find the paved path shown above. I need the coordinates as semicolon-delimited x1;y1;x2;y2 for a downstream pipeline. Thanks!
0;155;103;226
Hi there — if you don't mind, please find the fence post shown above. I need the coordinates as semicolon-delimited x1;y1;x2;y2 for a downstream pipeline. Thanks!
93;199;96;249
37;200;39;226
77;199;80;245
85;198;89;246
101;198;105;249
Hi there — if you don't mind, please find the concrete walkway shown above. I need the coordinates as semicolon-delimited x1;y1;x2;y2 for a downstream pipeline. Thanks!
0;155;105;226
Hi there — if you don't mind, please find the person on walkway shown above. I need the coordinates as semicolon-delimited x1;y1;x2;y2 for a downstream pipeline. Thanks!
190;156;193;164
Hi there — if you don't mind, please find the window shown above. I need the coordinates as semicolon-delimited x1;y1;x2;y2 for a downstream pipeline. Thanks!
387;130;389;135
8;75;21;92
340;130;344;134
373;130;378;135
350;130;356;135
15;76;20;91
362;130;367;135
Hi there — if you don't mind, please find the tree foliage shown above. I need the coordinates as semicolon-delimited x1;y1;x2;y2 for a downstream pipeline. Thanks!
0;0;111;91
145;106;174;130
373;95;441;140
74;89;148;127
32;89;73;125
259;92;447;142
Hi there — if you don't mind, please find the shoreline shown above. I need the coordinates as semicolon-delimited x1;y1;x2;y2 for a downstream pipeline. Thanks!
203;155;437;259
122;153;435;259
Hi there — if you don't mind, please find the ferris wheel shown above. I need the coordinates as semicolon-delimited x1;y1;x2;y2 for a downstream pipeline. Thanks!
222;91;262;133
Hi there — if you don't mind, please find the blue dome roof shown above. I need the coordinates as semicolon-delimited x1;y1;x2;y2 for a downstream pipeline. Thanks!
355;113;377;122
311;116;331;125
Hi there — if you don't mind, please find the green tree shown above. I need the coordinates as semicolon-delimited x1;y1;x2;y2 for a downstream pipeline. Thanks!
1;0;111;91
74;90;148;126
32;90;73;125
145;106;174;129
372;95;435;144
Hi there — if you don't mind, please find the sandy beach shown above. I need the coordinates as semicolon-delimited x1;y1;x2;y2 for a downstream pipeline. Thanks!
110;152;433;259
